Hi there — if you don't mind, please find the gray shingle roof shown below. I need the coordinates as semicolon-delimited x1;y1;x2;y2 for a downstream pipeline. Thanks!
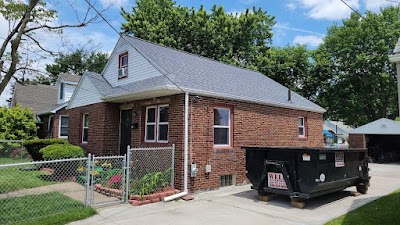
87;35;325;113
349;118;400;135
59;73;81;83
13;83;58;114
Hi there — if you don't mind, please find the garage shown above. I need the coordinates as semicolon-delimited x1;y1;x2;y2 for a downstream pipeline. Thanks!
348;118;400;163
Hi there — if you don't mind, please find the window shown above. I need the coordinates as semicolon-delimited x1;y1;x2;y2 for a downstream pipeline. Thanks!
220;175;233;187
59;115;69;138
214;108;231;146
298;117;306;137
82;114;89;143
145;105;169;142
59;83;64;100
118;52;128;79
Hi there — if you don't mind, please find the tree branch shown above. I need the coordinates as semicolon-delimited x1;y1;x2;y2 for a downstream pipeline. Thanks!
23;34;61;56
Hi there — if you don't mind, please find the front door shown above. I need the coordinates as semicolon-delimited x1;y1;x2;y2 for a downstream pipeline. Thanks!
120;109;132;155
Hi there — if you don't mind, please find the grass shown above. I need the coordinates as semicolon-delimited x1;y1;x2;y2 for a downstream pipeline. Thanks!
325;189;400;225
0;192;96;225
0;158;55;194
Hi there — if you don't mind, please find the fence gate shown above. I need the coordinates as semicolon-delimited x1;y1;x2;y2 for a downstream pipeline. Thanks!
86;155;127;207
126;145;175;202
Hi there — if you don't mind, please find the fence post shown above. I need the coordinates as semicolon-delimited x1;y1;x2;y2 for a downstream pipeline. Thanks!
171;144;175;188
84;153;91;207
125;145;131;203
121;153;127;203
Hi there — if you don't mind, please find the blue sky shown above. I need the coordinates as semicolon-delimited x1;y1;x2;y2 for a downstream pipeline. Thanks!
0;0;398;105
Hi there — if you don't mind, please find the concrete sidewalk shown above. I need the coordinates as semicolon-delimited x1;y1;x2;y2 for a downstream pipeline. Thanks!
71;163;400;225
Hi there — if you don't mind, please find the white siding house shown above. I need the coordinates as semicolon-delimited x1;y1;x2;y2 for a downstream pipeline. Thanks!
68;75;103;109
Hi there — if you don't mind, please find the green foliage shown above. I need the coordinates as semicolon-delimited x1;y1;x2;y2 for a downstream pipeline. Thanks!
315;7;400;126
130;168;172;198
39;144;84;160
395;117;400;121
23;138;68;161
121;0;275;68
45;49;109;82
0;105;37;141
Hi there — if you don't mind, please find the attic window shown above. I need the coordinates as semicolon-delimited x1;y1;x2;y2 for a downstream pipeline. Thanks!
118;52;128;79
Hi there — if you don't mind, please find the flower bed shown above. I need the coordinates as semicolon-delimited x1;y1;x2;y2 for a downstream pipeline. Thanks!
128;187;180;206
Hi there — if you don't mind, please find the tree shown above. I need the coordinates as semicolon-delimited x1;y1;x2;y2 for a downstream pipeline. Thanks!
0;105;37;140
315;7;400;126
46;49;108;82
255;45;314;98
0;0;104;95
121;0;275;69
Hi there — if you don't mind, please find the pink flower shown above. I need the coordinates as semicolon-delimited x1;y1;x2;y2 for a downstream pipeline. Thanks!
108;174;122;186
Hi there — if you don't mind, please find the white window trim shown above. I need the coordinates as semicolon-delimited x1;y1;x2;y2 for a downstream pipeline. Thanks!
82;113;89;143
58;115;69;139
157;104;169;143
145;106;157;142
213;107;231;147
298;117;306;138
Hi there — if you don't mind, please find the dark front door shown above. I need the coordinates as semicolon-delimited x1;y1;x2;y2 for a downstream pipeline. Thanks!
120;109;132;155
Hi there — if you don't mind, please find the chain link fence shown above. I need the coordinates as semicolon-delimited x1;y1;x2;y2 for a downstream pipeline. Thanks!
0;158;90;225
127;145;175;201
88;155;126;207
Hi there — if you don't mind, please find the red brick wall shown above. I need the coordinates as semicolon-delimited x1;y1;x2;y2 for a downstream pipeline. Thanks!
51;108;68;139
67;94;323;192
67;102;120;156
186;96;323;191
349;134;366;148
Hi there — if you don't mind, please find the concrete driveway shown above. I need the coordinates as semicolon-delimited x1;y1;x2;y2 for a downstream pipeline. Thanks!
71;163;400;225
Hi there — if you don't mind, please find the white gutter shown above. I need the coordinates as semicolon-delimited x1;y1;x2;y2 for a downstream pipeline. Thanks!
164;92;189;202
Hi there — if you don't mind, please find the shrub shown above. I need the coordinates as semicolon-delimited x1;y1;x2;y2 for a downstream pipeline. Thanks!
23;139;69;161
0;105;37;141
39;144;84;160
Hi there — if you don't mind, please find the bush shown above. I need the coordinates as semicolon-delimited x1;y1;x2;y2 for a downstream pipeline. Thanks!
23;139;69;161
39;144;84;160
0;105;37;141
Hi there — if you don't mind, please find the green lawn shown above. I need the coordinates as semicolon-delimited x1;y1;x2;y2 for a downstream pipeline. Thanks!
0;192;96;225
0;158;55;194
325;189;400;225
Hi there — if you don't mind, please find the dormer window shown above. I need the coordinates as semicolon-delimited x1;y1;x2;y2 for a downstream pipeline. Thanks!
60;83;64;100
118;52;128;79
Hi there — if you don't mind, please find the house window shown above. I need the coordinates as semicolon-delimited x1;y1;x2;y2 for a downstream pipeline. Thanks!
220;175;233;187
118;52;128;79
60;83;64;100
82;114;89;143
145;105;169;143
214;108;231;146
59;115;69;138
298;117;306;137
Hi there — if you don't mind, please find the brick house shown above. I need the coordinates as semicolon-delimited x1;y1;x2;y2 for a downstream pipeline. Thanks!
10;73;80;139
67;35;325;192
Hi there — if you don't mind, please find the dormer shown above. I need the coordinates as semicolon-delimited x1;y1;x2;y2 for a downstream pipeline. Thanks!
56;73;80;104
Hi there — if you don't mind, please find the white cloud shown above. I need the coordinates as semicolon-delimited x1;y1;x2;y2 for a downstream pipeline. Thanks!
293;35;324;47
99;0;129;8
286;3;297;10
293;0;360;20
365;0;397;12
274;22;325;36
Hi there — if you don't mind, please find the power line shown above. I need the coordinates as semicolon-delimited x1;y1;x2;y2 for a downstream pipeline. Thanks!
340;0;366;20
83;0;185;94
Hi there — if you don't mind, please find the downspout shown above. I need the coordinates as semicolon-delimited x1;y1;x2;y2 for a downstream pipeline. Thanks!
164;92;189;201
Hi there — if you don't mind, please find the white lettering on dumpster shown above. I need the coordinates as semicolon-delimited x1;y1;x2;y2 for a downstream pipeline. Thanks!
267;172;288;190
335;152;345;167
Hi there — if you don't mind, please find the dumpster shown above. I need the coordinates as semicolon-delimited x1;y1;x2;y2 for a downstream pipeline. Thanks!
245;147;370;206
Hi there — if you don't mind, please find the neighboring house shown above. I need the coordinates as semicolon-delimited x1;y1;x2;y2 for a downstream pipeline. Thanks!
11;73;80;138
67;35;325;192
37;73;80;139
323;120;353;146
349;118;400;161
